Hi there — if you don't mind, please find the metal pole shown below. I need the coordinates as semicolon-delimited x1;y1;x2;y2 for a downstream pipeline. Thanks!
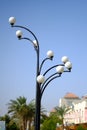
35;83;41;130
34;44;41;130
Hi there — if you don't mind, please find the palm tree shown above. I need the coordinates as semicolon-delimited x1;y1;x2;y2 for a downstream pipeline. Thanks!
54;106;70;129
8;96;46;130
8;96;35;130
25;99;35;130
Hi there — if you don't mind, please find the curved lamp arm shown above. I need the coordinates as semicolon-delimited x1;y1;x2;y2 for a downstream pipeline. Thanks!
41;72;60;90
39;57;52;73
40;74;61;99
39;50;54;73
11;25;39;48
43;64;64;76
9;23;40;75
40;69;71;99
18;37;39;51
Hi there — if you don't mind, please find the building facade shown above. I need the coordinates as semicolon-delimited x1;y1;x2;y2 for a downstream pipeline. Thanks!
59;92;87;125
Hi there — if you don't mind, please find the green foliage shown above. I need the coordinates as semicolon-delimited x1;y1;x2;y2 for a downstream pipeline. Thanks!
7;96;35;130
0;114;19;130
54;106;71;125
77;125;87;130
41;114;59;130
8;122;19;130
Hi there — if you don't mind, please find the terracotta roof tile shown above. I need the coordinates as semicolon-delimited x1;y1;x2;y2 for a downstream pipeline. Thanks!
64;92;79;99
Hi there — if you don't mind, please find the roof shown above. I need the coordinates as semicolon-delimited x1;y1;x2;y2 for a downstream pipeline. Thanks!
64;92;79;99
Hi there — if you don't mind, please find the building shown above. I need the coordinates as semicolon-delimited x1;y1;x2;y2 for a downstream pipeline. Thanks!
59;92;80;107
59;92;87;125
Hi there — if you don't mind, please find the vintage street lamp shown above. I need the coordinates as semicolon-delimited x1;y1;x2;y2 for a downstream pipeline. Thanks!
9;17;72;130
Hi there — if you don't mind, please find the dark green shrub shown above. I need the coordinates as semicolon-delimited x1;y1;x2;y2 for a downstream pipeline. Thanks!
77;125;86;130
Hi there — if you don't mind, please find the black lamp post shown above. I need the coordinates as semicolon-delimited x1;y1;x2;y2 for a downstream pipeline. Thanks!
9;17;72;130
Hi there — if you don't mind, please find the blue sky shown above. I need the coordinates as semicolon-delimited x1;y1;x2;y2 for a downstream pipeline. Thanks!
0;0;87;116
